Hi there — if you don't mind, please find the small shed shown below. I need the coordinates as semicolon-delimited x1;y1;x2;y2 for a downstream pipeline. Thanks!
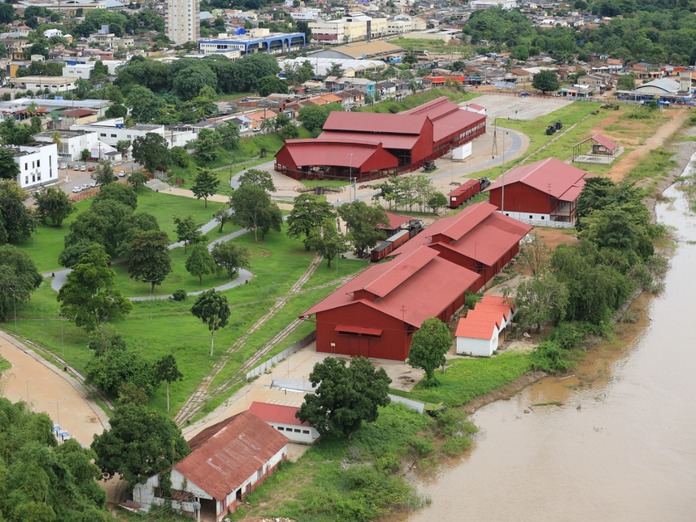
455;316;500;357
248;402;321;445
573;134;620;162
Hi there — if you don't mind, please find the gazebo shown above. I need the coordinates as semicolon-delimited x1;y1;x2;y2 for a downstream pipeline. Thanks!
572;134;621;164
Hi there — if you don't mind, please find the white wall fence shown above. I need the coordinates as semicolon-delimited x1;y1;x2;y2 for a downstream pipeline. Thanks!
245;331;317;380
388;394;425;414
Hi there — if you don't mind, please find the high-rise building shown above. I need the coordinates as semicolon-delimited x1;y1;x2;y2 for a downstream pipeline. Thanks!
165;0;199;45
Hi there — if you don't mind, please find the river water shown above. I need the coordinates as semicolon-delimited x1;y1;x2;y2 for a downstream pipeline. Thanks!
405;166;696;521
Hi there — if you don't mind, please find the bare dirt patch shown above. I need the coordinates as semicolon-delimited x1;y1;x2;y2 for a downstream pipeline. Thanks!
605;109;690;182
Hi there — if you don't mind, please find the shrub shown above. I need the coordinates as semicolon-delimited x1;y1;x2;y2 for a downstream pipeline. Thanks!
464;292;482;309
441;435;472;456
434;408;476;437
548;322;585;350
172;289;187;301
409;437;435;457
530;340;573;373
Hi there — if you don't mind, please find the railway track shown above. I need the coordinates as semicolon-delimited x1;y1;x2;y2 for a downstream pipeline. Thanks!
174;255;323;426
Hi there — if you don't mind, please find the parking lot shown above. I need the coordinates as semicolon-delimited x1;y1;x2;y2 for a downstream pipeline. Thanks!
57;162;130;195
468;94;574;120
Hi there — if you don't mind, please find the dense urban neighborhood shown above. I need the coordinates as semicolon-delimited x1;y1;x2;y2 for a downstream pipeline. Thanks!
0;0;695;520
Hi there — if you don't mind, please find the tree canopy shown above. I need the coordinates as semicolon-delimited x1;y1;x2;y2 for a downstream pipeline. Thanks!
126;230;172;293
191;167;220;206
91;403;190;484
408;318;451;386
0;180;33;244
229;184;283;242
34;186;75;227
191;289;231;356
337;201;388;257
297;357;391;439
286;193;335;250
0;245;42;321
532;70;560;94
0;399;113;521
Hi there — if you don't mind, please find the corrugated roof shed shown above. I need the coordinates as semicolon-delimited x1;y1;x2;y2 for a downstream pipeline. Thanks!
455;317;498;340
591;133;618;151
175;411;287;501
323;111;427;135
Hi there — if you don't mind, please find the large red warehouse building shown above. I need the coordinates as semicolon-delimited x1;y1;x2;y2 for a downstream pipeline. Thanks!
301;202;531;361
486;157;588;226
275;97;486;181
301;246;481;361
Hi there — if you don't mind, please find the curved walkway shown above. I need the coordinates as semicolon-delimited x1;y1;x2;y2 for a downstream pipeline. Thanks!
44;211;255;301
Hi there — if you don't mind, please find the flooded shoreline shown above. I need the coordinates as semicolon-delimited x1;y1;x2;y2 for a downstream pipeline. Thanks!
399;161;696;521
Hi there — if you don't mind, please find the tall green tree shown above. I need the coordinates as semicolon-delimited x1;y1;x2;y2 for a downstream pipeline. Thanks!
131;133;170;173
57;244;132;331
307;217;348;268
286;193;335;250
94;182;137;210
173;214;202;252
127;85;164;123
191;167;220;207
0;180;33;243
191;128;222;163
337;201;388;257
297;357;391;439
229;184;283;242
190;289;231;356
515;272;569;332
211;241;250;279
0;148;19;180
185;243;216;283
94;160;116;185
532;70;560;94
154;354;183;412
257;75;289;96
238;168;276;192
408;318;451;387
126;230;172;292
91;403;190;484
34;186;74;226
0;245;42;321
86;347;158;400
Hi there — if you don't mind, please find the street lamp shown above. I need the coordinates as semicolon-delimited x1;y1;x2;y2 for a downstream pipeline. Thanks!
501;131;509;215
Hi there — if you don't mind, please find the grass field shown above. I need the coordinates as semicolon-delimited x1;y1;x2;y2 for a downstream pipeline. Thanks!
388;37;473;56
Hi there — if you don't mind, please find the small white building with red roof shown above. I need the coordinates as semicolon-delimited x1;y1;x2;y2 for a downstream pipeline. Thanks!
486;157;588;227
455;295;516;357
132;411;287;521
249;401;321;444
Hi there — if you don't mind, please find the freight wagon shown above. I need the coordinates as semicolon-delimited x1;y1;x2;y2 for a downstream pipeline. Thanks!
370;221;424;262
447;177;491;209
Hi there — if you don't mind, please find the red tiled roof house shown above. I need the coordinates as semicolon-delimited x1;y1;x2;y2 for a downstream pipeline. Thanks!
132;411;288;521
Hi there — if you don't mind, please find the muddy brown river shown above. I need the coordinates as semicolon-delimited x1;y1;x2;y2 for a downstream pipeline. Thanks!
404;174;696;521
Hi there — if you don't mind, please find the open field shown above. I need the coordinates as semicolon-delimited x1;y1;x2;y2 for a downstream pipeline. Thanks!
472;93;573;120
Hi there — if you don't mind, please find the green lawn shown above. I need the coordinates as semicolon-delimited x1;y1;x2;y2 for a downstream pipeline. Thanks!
393;352;532;407
14;199;92;273
388;37;473;56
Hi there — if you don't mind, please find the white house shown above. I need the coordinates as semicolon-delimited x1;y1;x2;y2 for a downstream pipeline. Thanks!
132;411;287;522
34;130;100;162
11;76;77;93
5;142;59;189
248;401;321;445
455;295;516;357
63;63;95;80
70;118;164;147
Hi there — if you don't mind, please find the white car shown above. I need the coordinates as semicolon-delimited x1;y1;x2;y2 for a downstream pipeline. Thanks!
59;163;66;169
90;181;97;188
117;171;127;178
72;186;81;193
80;165;87;171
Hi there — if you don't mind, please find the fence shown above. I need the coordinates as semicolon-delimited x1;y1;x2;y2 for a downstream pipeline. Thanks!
270;378;315;393
388;394;425;414
245;331;316;380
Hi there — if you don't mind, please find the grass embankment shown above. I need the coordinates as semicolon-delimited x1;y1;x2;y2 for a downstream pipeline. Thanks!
4;223;366;416
233;403;476;522
388;37;472;56
359;87;476;114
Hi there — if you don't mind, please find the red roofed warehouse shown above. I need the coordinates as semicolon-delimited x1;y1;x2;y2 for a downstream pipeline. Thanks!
391;202;532;291
132;412;288;521
486;158;588;227
301;246;481;361
275;97;486;181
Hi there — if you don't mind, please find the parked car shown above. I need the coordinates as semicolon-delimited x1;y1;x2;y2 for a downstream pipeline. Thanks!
90;181;97;188
117;170;127;178
80;165;87;171
59;163;67;169
519;91;530;97
87;166;95;172
72;187;81;193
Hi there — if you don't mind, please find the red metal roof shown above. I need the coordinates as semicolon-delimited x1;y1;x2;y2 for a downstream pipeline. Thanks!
248;402;309;427
279;139;398;170
381;211;410;230
472;302;512;321
481;294;516;313
62;108;96;117
455;317;497;340
364;247;439;298
402;96;486;143
175;411;287;501
318;130;421;150
391;202;532;267
486;158;587;200
466;309;503;327
448;179;480;198
591;134;618;151
323;111;427;135
302;245;480;328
